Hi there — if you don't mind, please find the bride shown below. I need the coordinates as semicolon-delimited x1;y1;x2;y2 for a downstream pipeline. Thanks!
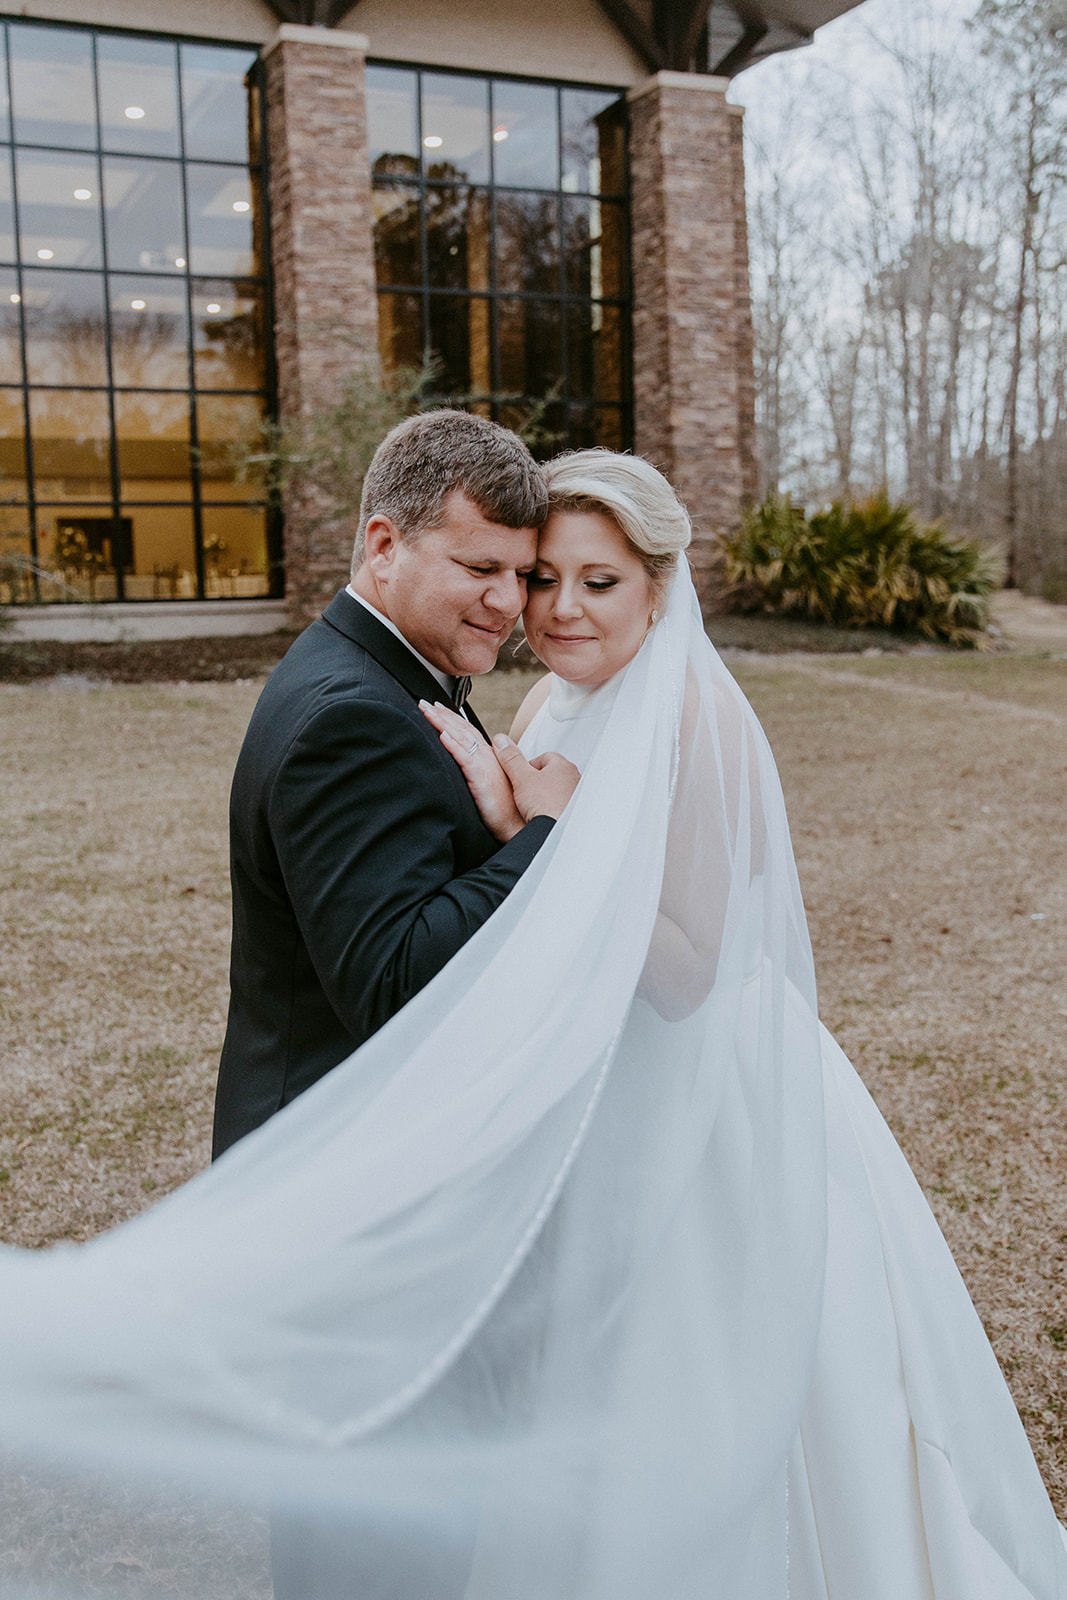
421;448;1067;1598
0;449;1063;1598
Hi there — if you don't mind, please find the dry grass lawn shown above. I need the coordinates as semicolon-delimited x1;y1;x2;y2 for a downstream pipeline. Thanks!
1;612;1065;1526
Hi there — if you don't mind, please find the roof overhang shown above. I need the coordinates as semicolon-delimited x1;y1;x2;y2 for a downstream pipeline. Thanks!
706;0;864;76
592;0;866;77
261;0;866;78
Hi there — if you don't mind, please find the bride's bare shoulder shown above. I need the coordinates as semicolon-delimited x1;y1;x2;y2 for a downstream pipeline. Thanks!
509;674;553;742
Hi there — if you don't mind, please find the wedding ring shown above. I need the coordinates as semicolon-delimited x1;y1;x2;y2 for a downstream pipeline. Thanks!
466;740;480;756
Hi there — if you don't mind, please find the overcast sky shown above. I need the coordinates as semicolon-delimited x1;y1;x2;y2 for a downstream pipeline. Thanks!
729;0;974;124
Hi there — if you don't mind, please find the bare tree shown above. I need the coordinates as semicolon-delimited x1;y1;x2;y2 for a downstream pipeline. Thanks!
741;0;1067;598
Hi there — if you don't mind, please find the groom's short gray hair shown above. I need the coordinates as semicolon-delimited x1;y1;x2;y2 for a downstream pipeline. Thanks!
352;409;548;570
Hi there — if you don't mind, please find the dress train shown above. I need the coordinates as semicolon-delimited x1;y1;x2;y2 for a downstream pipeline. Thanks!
788;1026;1067;1598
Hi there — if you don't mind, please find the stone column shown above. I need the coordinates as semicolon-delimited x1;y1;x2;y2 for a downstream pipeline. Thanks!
627;71;759;612
262;24;379;622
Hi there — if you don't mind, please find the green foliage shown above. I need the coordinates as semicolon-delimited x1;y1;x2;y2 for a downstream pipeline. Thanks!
233;351;429;528
721;490;1004;647
230;338;563;611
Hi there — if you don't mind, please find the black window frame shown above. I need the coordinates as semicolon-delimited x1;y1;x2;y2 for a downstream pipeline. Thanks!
0;12;281;604
367;57;634;457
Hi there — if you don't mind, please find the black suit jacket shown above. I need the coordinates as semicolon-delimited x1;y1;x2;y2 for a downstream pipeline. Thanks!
212;590;552;1157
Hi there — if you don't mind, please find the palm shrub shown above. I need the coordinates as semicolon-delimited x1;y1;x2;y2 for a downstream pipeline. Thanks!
721;490;1003;646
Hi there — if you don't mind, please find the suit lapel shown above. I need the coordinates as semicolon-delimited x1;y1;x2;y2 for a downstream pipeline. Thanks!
321;590;492;731
322;590;453;708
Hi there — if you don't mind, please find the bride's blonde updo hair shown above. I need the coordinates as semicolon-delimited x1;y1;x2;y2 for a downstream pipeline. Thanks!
541;449;692;602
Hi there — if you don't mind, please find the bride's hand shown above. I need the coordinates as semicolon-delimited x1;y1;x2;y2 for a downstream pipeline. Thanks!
419;701;525;842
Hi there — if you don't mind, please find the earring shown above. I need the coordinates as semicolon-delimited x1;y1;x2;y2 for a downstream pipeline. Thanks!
650;608;659;624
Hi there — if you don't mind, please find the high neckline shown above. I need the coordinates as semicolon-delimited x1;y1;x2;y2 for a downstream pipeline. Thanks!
547;671;624;722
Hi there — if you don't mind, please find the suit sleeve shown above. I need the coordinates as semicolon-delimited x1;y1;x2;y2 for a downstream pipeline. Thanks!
268;697;553;1039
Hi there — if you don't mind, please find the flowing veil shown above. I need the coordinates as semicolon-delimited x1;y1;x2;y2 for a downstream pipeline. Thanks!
0;558;829;1596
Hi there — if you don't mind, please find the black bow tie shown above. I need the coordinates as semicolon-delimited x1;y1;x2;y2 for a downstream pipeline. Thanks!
452;675;471;711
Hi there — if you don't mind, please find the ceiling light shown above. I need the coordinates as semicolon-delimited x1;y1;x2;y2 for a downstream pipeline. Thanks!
423;135;443;149
125;106;146;120
130;298;146;310
37;248;54;260
493;127;508;142
174;256;186;268
206;302;221;314
9;292;19;304
73;187;92;200
232;200;250;213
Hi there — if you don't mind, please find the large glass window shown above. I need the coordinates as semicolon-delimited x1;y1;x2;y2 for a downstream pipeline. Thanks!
367;65;630;453
0;21;276;605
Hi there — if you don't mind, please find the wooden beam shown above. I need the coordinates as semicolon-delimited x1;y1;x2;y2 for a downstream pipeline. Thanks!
263;0;356;24
262;0;304;22
594;0;667;72
671;0;715;70
709;19;770;75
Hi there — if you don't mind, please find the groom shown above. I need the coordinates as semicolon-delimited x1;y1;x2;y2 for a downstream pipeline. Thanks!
212;409;577;1157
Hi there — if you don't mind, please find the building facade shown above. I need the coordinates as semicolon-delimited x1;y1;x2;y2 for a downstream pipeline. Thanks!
0;0;862;633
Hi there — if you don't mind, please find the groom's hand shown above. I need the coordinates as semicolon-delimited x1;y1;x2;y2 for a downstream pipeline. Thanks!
492;735;580;822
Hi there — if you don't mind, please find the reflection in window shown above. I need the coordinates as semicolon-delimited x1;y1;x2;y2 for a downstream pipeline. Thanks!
109;277;190;389
103;157;185;273
181;46;260;164
29;388;112;499
97;36;181;157
492;81;558;190
498;298;563;396
368;64;629;454
0;158;15;263
567;302;625;404
10;26;95;151
192;282;265;390
426;294;473;394
496;192;559;295
0;32;9;146
186;163;256;277
421;74;489;185
425;186;489;291
373;185;421;286
0;274;23;383
16;148;103;268
0;386;26;493
564;196;627;299
197;392;267;499
367;67;417;171
115;392;192;500
22;270;108;385
562;88;626;194
377;290;421;373
0;21;276;602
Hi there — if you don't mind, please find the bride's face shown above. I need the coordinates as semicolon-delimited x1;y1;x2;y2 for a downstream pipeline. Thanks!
524;509;656;687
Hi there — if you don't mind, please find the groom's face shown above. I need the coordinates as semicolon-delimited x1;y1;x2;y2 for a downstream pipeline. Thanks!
366;490;538;677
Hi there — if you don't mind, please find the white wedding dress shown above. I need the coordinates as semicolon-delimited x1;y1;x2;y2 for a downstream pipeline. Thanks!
520;634;1067;1600
0;559;1063;1598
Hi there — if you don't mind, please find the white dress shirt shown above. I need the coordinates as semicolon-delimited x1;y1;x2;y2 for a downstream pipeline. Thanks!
346;584;456;701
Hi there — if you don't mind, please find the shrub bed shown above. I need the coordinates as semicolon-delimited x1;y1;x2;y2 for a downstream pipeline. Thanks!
721;490;1003;646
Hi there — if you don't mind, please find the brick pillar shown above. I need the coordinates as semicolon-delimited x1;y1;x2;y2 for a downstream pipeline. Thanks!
263;24;379;622
627;72;759;613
